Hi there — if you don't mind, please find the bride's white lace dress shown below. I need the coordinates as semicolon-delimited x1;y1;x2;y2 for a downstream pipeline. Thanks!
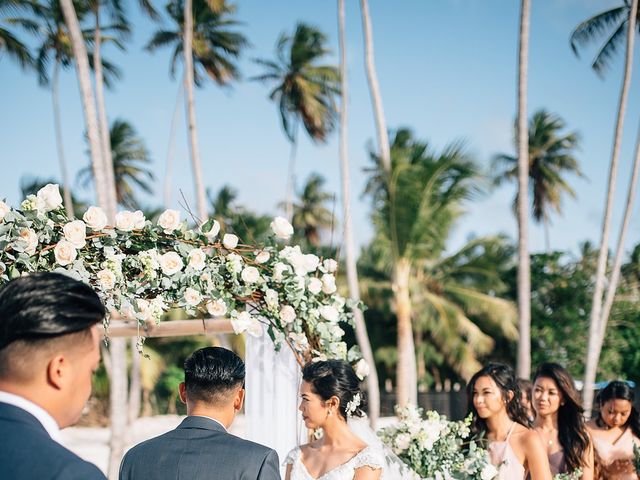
284;445;384;480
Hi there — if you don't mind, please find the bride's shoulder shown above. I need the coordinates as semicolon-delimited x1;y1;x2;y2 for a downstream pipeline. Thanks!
351;445;384;471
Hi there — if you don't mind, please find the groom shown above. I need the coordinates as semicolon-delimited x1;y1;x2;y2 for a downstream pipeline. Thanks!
119;346;281;479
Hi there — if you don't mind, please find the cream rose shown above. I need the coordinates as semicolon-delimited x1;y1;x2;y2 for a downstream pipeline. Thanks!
188;248;207;270
321;274;337;294
226;252;243;272
96;269;116;290
160;251;183;276
83;206;108;230
183;287;202;306
308;277;322;295
202;219;220;240
323;259;338;273
279;305;296;325
272;262;290;282
245;319;263;337
264;289;278;308
355;359;370;380
223;233;239;249
158;209;181;232
54;240;77;266
18;228;38;255
319;305;339;322
37;184;63;212
115;211;136;231
255;250;270;264
132;210;146;229
241;266;260;284
0;201;10;221
63;220;87;249
270;216;294;239
206;299;227;317
231;311;253;334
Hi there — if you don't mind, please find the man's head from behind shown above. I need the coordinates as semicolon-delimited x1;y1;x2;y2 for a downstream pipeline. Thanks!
179;347;245;425
0;272;105;428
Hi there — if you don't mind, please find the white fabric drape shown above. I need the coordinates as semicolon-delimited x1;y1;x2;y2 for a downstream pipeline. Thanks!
245;331;306;474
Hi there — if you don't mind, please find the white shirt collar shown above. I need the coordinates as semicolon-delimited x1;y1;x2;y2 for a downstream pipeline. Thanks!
191;414;228;432
0;390;63;443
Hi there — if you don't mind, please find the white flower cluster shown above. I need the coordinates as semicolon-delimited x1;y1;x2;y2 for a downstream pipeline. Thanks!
0;186;363;366
378;405;498;480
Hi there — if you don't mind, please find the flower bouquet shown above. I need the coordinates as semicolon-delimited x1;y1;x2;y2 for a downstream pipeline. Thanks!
553;469;582;480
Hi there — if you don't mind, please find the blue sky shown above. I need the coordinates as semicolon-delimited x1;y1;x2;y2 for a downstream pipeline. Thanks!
1;0;639;257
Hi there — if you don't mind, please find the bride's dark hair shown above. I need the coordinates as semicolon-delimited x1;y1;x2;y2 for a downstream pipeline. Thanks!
302;360;366;419
466;363;530;436
533;362;590;472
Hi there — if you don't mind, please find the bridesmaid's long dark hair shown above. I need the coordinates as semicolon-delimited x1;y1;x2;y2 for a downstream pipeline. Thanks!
596;380;640;438
467;363;530;436
533;363;590;472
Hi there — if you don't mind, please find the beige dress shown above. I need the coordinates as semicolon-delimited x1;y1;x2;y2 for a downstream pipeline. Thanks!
592;427;639;480
488;422;527;480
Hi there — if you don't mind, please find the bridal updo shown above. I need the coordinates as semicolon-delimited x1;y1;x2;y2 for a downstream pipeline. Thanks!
302;359;366;419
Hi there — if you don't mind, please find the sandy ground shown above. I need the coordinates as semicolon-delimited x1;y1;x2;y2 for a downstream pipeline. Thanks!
61;415;396;475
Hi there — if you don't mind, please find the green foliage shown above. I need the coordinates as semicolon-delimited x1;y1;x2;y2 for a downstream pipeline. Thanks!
289;173;335;250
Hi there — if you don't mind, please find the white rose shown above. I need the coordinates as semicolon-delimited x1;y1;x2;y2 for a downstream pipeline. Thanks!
158;209;181;232
319;305;339;322
18;228;38;255
36;184;63;212
83;206;108;230
480;464;499;480
115;211;136;231
394;433;412;452
355;359;370;380
96;269;116;290
231;311;253;334
255;250;270;264
270;216;294;239
241;266;260;284
188;248;207;270
279;305;296;325
308;277;322;294
321;274;337;294
223;233;239;249
272;262;290;282
183;287;202;306
63;220;87;249
0;201;10;221
54;240;77;266
132;210;146;229
206;299;227;317
245;319;263;338
323;259;338;273
288;332;309;350
160;251;183;276
264;289;279;308
202;219;220;240
226;252;243;272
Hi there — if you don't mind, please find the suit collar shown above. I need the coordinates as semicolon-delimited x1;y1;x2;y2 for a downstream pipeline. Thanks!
178;415;227;432
0;400;50;434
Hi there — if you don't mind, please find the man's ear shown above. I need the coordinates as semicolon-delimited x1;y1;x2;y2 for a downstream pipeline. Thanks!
46;354;67;390
234;387;245;411
178;382;187;404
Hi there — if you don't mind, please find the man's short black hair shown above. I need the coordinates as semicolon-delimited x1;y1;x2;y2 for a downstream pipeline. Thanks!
184;347;245;405
0;272;106;351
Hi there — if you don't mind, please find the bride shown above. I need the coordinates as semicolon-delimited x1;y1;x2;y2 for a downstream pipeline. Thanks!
284;360;383;480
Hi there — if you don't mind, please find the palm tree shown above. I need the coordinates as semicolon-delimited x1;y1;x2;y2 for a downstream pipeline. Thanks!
31;0;121;218
0;0;37;70
516;0;532;380
252;22;340;220
78;118;154;209
364;128;479;406
571;0;640;413
146;0;247;222
289;173;334;248
337;0;380;425
493;109;583;252
359;0;390;174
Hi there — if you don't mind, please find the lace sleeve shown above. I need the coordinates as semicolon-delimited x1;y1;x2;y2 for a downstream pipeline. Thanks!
283;446;301;467
352;447;384;471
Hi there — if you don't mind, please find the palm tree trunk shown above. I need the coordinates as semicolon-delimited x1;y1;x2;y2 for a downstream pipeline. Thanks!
359;0;390;174
128;337;142;425
164;80;184;207
51;60;73;218
284;124;298;221
337;0;379;426
183;0;207;222
583;0;638;415
516;0;532;380
394;257;417;407
93;8;118;217
59;0;107;212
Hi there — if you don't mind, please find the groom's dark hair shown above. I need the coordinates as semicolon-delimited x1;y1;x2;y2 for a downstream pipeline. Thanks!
184;347;245;405
0;272;105;380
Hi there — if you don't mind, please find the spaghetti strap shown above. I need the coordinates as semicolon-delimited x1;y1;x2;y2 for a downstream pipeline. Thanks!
504;422;516;442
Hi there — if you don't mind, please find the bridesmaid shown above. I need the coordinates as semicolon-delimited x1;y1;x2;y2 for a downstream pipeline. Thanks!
467;363;552;480
587;381;640;480
531;363;594;479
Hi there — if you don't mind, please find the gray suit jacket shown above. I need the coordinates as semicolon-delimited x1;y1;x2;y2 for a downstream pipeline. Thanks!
0;402;106;480
119;416;281;480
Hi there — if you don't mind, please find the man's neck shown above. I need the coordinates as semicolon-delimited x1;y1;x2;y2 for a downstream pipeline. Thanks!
188;405;233;430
